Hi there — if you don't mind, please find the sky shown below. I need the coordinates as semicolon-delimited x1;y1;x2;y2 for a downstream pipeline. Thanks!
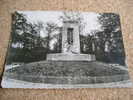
19;11;102;37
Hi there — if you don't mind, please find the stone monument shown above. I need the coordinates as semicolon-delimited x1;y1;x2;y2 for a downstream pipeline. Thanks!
62;20;80;54
46;13;95;61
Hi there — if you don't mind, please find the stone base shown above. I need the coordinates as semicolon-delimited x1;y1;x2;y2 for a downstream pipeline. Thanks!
46;53;96;61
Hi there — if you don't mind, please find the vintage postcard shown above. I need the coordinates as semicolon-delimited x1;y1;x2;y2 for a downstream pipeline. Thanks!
1;11;132;88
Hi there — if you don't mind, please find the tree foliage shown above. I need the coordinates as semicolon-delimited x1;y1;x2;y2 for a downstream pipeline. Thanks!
7;12;48;64
94;13;125;64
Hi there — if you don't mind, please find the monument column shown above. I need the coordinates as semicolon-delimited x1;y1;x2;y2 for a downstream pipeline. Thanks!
73;22;80;53
62;21;80;54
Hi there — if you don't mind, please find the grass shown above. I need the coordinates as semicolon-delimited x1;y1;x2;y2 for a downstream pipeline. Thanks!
7;61;128;77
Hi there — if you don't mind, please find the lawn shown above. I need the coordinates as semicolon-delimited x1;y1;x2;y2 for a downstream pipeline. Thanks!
5;61;130;84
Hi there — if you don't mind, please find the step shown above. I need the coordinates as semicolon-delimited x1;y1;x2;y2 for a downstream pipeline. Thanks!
46;53;96;61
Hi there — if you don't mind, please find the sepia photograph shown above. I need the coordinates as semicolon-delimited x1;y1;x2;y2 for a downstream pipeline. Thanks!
1;11;132;88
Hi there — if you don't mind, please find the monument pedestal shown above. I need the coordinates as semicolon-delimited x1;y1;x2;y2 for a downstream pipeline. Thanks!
46;53;95;61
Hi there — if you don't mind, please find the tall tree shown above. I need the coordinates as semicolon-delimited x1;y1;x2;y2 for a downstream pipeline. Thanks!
45;22;61;52
96;13;125;64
